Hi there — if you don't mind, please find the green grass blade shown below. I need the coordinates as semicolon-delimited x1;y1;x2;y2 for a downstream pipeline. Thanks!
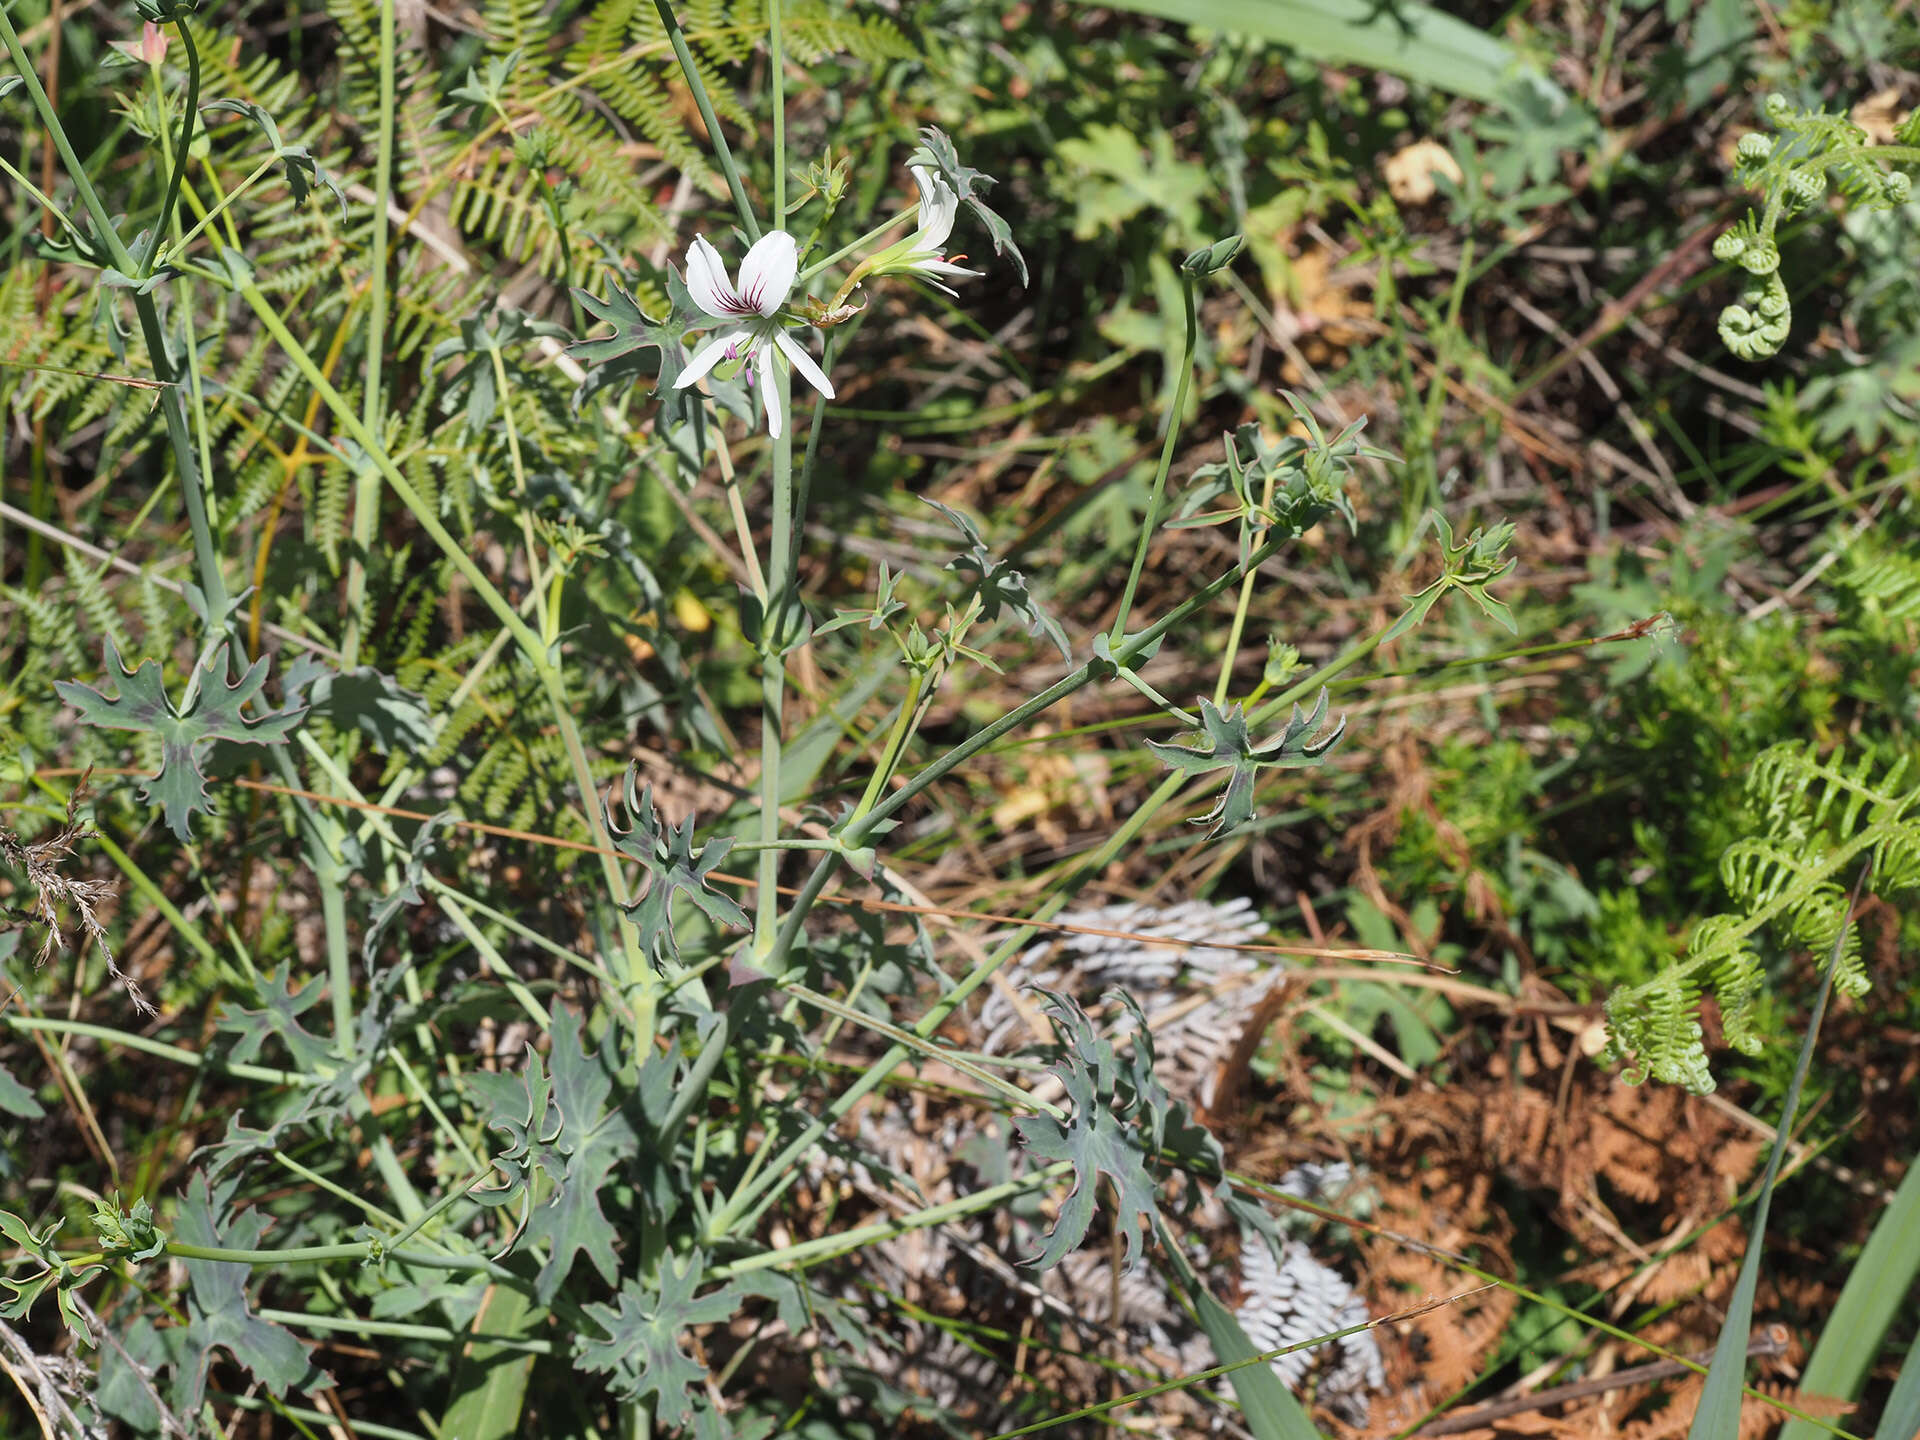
1189;1283;1325;1440
1079;0;1530;103
1687;865;1867;1440
441;1284;544;1440
1150;1211;1322;1439
1782;1153;1920;1440
1875;1327;1920;1440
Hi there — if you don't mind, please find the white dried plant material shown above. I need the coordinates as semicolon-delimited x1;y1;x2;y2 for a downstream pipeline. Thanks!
1274;1160;1352;1204
981;897;1284;1110
890;1327;1003;1415
1235;1232;1384;1424
822;901;1381;1422
1048;1247;1214;1376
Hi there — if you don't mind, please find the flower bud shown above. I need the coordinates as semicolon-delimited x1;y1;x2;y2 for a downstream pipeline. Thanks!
1180;234;1244;277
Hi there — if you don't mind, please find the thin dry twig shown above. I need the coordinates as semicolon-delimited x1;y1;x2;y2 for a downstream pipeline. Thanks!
1415;1327;1792;1436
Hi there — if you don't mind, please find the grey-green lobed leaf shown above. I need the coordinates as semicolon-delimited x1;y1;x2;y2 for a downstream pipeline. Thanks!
605;767;750;967
568;268;712;431
0;1061;44;1120
1012;990;1208;1274
282;656;434;753
925;498;1070;659
55;641;306;841
173;1173;332;1410
201;99;347;215
484;1007;640;1302
214;968;333;1072
1147;692;1346;838
575;1253;741;1424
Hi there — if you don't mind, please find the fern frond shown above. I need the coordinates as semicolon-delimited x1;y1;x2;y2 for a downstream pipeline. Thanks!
62;551;133;661
1607;968;1712;1092
4;584;90;675
781;1;916;63
1609;739;1920;1090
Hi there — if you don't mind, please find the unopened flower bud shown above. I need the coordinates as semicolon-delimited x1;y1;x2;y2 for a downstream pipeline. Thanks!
1180;234;1244;277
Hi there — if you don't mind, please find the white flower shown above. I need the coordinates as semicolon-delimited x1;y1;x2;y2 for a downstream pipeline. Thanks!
885;166;982;295
674;229;834;439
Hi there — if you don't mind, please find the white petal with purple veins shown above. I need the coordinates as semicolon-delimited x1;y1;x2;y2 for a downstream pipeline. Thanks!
685;235;737;318
737;230;799;317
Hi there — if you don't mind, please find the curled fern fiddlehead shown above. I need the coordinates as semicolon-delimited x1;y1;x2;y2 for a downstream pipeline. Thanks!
1717;93;1920;361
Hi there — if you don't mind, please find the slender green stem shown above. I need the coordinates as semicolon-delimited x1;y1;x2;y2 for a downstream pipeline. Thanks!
258;1308;555;1354
749;0;794;961
340;0;399;663
423;877;615;985
1251;608;1396;728
289;728;566;1033
486;346;552;641
858;533;1282;841
165;1239;483;1267
273;1152;407;1229
1109;275;1198;646
214;1394;428;1440
387;1049;484;1174
159;153;276;263
433;892;554;1029
1212;451;1283;709
653;0;758;240
778;981;1065;1119
0;6;227;623
708;1163;1069;1281
976;1306;1391;1440
770;0;785;222
0;151;78;234
0;1014;308;1086
756;533;1281;998
142;15;200;277
799;203;916;286
848;670;924;819
0;10;131;268
382;1156;501;1255
318;866;357;1056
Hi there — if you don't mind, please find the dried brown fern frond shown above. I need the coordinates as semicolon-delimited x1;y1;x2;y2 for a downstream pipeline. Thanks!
1367;1245;1517;1408
1739;1382;1852;1440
